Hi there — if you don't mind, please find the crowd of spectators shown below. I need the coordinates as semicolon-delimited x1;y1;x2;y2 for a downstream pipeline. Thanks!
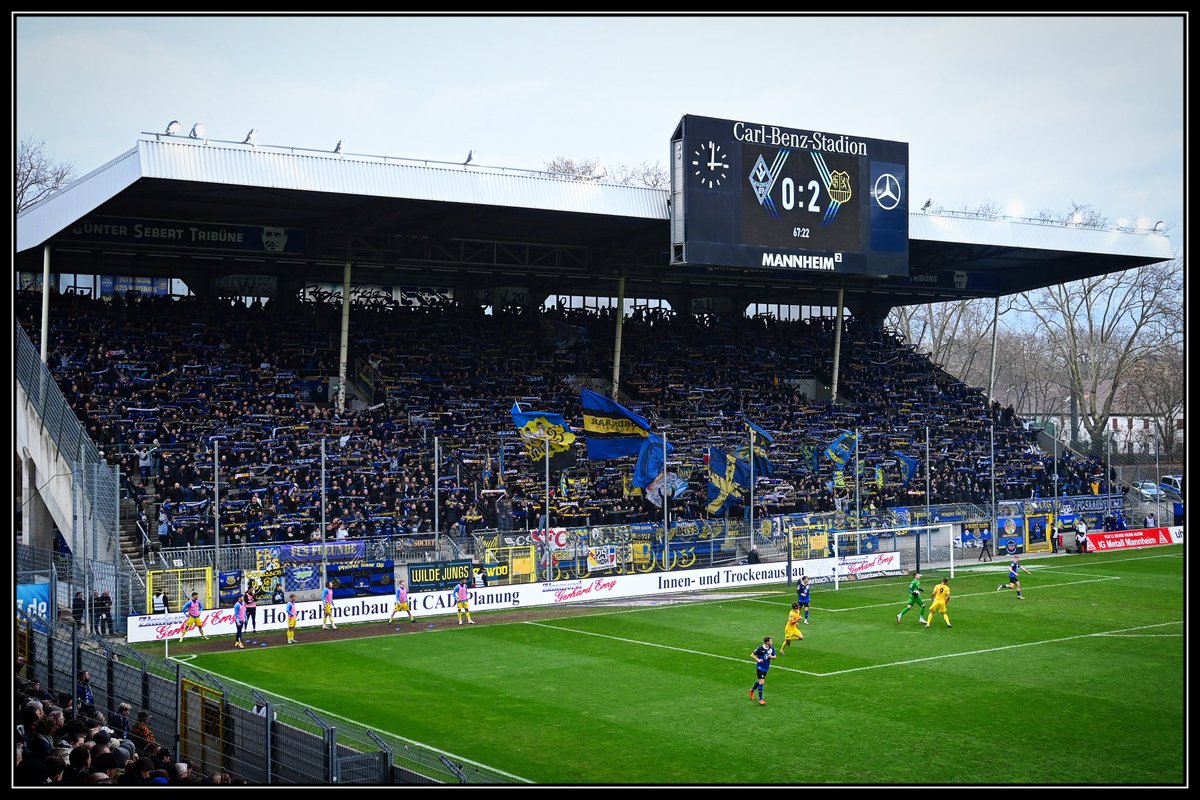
14;660;237;785
16;289;1110;548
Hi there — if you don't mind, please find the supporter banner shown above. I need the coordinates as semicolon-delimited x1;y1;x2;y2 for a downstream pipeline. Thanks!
280;542;366;563
65;216;306;254
587;546;618;572
98;275;172;296
293;379;329;403
245;568;285;597
212;274;278;298
1083;527;1182;553
286;563;322;592
328;560;395;598
218;570;243;606
996;516;1026;555
123;551;909;642
476;286;529;307
408;559;473;591
16;583;52;632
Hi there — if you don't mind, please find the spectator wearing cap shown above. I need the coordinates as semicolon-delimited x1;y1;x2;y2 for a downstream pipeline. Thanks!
110;741;132;773
129;709;155;752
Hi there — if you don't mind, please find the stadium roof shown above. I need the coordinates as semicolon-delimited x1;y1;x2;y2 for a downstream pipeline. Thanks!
15;135;1174;312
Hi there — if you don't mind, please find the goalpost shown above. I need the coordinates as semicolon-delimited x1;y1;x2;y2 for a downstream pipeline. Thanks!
785;523;957;590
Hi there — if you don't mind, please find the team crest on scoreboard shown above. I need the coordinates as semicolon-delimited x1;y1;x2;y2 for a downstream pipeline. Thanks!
827;170;852;205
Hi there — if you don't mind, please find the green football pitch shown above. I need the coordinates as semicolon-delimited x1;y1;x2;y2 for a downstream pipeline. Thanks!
188;546;1185;785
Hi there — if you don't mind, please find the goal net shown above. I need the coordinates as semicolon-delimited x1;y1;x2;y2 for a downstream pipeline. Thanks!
786;523;957;589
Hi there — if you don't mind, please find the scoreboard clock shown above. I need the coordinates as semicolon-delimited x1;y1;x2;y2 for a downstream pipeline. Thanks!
670;114;909;277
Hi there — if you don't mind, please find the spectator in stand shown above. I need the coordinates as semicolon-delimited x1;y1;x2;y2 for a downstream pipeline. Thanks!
97;590;114;635
129;710;155;753
71;591;86;631
75;670;93;709
112;702;133;740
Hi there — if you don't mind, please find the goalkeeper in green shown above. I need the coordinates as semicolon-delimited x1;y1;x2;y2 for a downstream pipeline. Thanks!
896;572;925;623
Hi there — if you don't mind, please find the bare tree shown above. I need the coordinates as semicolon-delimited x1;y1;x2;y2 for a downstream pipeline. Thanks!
16;138;75;213
544;157;667;188
1120;339;1184;462
888;298;1005;387
1016;260;1180;456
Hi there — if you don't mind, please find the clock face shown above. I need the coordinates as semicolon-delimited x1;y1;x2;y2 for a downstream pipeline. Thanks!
692;140;728;188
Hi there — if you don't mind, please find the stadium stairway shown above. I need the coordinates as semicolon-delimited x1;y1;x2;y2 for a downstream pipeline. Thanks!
118;496;148;580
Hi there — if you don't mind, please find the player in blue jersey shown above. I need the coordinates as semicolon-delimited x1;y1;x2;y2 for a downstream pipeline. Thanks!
997;556;1031;599
749;636;776;706
796;575;811;624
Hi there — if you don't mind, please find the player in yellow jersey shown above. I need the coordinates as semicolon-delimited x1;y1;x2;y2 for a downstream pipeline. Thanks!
781;602;804;653
924;578;952;628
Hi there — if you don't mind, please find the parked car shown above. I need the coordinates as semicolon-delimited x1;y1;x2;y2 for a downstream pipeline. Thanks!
1131;480;1167;502
1159;474;1184;500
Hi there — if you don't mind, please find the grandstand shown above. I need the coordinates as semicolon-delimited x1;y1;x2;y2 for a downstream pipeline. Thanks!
14;127;1174;784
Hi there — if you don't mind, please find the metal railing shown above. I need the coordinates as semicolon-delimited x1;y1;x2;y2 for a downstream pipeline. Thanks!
17;608;523;784
15;321;121;559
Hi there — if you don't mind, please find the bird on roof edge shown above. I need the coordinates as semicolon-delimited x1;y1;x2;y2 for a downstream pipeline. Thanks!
464;150;473;165
334;140;343;155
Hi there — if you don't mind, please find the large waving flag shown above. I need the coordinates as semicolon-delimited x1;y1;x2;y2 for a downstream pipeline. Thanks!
581;388;651;460
633;432;674;490
706;447;751;516
738;418;776;478
824;430;858;469
894;451;920;485
511;402;577;472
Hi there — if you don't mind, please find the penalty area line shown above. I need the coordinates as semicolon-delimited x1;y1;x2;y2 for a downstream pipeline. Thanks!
523;620;819;676
817;620;1182;677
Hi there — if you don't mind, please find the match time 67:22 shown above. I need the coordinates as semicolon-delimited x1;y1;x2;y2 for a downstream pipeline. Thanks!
792;227;811;238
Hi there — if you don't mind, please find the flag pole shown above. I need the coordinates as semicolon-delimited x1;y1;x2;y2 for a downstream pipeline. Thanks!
439;438;444;556
321;438;327;587
543;432;551;582
662;431;669;571
854;427;861;528
748;425;755;552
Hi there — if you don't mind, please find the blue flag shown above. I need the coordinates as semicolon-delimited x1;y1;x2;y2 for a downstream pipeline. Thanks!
824;430;858;469
738;418;776;478
633;433;674;490
894;451;920;485
706;447;751;516
511;402;577;472
581;388;651;460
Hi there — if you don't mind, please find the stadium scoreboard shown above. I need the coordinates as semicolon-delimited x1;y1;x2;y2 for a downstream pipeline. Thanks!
670;114;909;277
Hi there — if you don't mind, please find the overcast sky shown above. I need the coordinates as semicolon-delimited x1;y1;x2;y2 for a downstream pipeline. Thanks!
14;13;1186;253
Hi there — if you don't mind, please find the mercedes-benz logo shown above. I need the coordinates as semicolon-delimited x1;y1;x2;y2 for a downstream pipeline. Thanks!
873;173;901;210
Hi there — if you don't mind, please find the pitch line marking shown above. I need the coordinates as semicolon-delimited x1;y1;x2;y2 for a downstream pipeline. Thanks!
525;619;1180;679
817;621;1182;676
176;663;534;783
523;621;821;676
